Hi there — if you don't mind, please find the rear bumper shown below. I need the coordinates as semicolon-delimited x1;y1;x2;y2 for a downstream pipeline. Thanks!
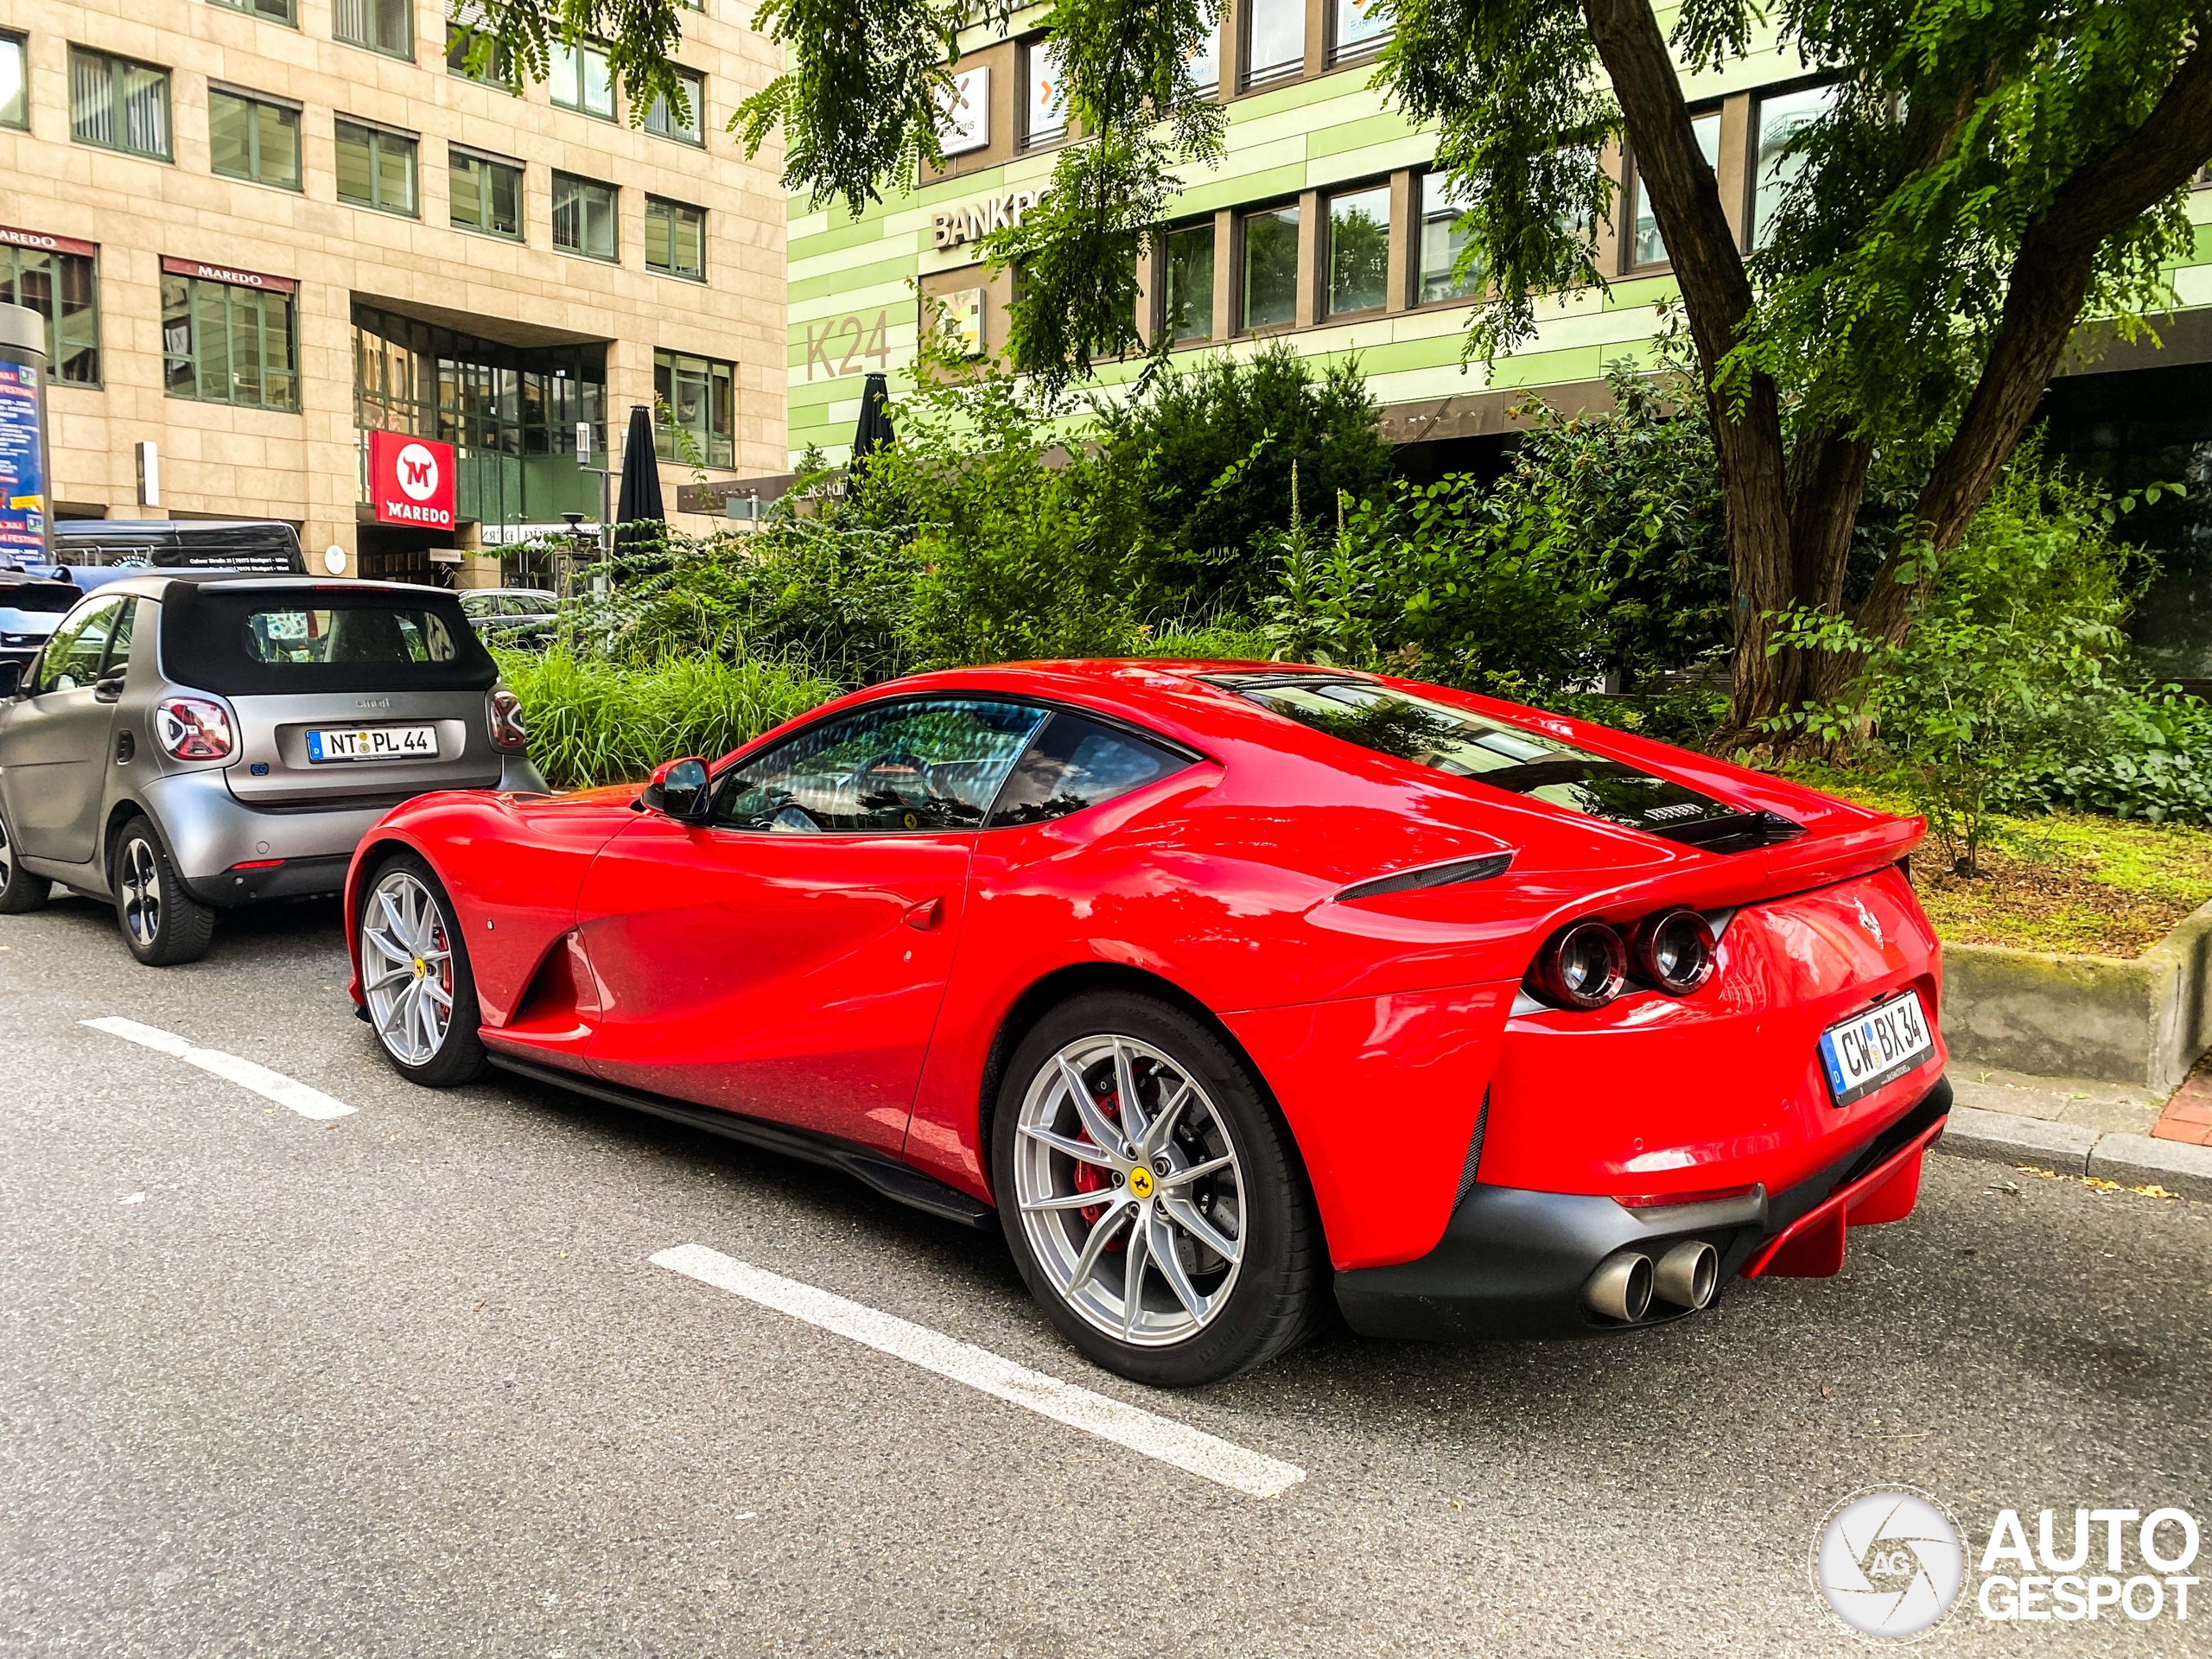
1333;1076;1952;1340
142;756;547;906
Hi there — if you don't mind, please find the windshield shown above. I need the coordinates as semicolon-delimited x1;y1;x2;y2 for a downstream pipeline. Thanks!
1215;674;1797;851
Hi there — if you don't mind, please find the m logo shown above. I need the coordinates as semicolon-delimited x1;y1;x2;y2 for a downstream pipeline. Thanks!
396;442;441;503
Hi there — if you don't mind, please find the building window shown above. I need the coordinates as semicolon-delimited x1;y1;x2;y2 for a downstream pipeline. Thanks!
1241;202;1300;330
1162;219;1214;343
212;0;299;23
1332;0;1389;60
68;47;172;160
1023;40;1066;147
644;67;705;144
1325;183;1389;315
1624;110;1721;270
447;3;515;88
654;350;735;470
1245;0;1304;87
645;197;705;280
1186;26;1219;97
209;88;302;191
449;148;522;238
1;32;28;130
335;118;418;216
550;37;615;119
552;173;619;261
1749;83;1839;249
162;271;296;410
1417;172;1482;303
0;245;100;385
334;0;414;60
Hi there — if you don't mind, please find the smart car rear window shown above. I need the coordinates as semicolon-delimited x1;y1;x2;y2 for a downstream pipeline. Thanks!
1214;673;1798;851
987;713;1192;827
161;588;496;696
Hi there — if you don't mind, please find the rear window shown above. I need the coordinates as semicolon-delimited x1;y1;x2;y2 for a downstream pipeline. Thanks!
0;582;81;614
1214;673;1798;852
245;607;461;666
161;588;496;696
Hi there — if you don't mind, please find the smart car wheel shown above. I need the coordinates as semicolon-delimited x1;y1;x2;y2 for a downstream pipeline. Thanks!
112;817;214;966
359;853;486;1086
994;992;1321;1387
0;810;51;914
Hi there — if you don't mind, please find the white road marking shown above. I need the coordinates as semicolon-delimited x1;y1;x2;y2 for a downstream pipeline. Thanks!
650;1243;1306;1499
82;1017;356;1121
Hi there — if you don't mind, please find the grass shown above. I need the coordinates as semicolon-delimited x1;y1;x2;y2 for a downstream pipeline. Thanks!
497;646;839;790
1790;766;2212;958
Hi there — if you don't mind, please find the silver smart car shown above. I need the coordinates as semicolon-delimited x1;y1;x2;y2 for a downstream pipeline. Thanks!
0;574;546;964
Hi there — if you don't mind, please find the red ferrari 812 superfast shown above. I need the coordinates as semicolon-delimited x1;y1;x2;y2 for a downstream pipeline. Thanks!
346;661;1950;1385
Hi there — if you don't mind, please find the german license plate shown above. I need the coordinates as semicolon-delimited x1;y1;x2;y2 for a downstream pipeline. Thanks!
305;725;437;764
1817;989;1936;1106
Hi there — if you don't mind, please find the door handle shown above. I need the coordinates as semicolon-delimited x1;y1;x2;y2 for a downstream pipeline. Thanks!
902;897;945;931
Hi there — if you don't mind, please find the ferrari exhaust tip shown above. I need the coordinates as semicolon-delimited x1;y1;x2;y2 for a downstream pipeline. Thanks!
1653;1240;1719;1310
1584;1251;1654;1322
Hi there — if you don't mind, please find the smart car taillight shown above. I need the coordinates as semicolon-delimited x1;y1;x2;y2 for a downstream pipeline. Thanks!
1632;907;1717;995
155;696;234;761
1527;919;1627;1010
487;686;528;751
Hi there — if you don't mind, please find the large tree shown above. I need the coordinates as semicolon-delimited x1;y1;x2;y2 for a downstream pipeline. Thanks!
480;0;2212;734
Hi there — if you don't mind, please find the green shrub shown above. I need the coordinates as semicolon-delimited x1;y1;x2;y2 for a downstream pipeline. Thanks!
497;645;837;789
1090;341;1394;610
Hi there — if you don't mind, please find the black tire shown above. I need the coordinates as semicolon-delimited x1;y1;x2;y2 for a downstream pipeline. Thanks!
0;808;50;913
111;816;214;966
991;991;1322;1388
355;849;486;1087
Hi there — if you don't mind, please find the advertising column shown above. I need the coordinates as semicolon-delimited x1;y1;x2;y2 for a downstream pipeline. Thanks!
0;301;51;567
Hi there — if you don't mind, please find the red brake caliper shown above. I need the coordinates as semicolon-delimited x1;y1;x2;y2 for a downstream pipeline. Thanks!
1072;1077;1122;1243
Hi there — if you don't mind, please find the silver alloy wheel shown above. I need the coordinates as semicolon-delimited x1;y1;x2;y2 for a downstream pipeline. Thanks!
1013;1034;1247;1348
119;836;162;948
0;815;11;892
360;869;456;1068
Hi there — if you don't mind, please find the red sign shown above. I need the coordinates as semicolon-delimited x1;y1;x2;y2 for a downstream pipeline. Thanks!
0;224;99;260
368;430;457;531
158;254;298;296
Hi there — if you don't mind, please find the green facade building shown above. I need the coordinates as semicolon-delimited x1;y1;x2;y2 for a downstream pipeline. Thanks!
785;3;2212;679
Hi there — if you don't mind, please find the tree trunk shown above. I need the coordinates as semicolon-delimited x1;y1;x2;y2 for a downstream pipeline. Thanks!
1581;0;1798;741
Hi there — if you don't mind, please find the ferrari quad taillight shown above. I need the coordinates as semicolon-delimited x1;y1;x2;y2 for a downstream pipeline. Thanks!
1527;919;1628;1009
1631;907;1717;995
487;686;528;751
155;696;235;761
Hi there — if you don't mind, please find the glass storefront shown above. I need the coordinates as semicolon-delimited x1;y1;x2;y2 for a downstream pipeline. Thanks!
351;302;607;532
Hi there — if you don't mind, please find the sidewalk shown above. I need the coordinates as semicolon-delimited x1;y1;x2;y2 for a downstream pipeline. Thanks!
1934;1060;2212;1200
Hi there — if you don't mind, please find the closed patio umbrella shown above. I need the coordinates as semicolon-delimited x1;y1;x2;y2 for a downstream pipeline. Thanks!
613;404;664;554
848;372;895;501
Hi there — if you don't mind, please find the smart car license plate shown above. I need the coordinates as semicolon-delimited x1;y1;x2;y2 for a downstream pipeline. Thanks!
306;725;437;764
1817;989;1935;1106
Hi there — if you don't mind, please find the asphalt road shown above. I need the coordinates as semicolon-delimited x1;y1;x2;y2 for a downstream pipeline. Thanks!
3;893;2208;1657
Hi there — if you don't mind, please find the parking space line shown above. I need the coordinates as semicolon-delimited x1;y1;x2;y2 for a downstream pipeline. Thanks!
82;1017;357;1121
650;1243;1306;1499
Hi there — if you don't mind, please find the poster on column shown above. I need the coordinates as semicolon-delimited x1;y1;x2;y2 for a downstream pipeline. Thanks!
0;360;46;556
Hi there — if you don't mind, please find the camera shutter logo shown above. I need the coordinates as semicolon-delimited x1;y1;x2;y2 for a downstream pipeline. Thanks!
1813;1488;1967;1640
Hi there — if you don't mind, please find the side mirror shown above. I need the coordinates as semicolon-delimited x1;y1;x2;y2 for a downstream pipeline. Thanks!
92;664;126;703
641;756;711;823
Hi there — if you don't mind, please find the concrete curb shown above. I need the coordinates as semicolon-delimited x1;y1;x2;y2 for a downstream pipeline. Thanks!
1933;1105;2212;1201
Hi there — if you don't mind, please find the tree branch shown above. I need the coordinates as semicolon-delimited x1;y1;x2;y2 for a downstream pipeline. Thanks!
1857;18;2212;646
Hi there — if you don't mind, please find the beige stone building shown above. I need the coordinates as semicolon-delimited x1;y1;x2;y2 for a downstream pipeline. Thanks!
0;0;784;583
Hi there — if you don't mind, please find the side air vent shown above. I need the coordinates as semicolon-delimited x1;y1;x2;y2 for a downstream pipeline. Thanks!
1337;852;1514;905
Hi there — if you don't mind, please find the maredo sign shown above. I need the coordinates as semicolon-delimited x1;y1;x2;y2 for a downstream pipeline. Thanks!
367;430;456;531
